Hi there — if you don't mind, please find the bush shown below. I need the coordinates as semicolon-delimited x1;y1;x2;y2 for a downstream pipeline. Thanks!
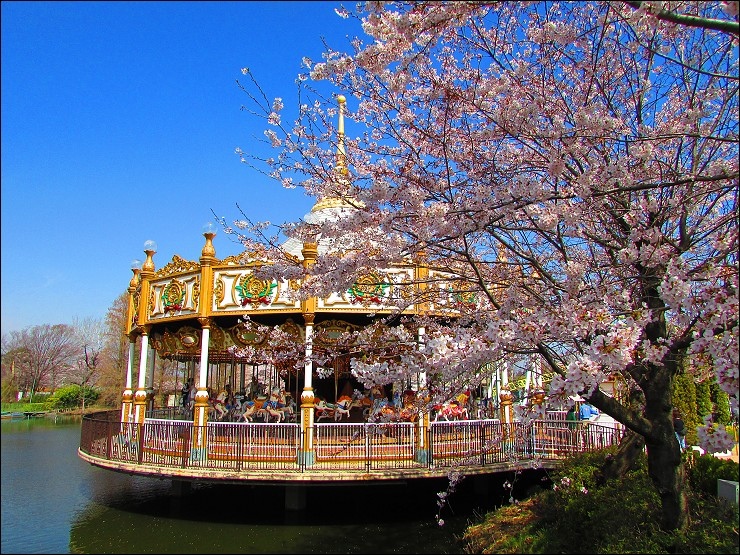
687;452;740;497
50;384;100;409
464;447;739;554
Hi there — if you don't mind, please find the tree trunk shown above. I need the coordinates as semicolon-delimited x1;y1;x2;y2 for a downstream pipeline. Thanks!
645;431;689;531
596;430;645;484
596;427;688;531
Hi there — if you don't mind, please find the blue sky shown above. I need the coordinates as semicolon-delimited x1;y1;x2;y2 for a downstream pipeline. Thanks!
1;1;361;335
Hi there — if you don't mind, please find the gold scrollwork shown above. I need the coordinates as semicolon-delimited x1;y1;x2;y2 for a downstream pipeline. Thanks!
213;279;224;305
191;278;200;311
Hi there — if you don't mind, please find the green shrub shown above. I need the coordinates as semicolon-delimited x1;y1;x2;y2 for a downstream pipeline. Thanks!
49;384;100;409
466;448;739;554
687;452;740;497
535;448;669;553
27;391;52;403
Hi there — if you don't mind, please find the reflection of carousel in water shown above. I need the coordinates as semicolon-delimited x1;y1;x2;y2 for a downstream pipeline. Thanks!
78;97;622;504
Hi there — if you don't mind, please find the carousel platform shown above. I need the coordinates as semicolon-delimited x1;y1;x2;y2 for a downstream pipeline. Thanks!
78;409;622;486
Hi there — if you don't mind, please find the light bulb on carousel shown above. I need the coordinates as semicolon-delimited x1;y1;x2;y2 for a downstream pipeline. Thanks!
142;240;157;274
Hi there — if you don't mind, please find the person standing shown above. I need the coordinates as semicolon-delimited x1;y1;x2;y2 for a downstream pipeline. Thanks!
566;405;579;431
181;379;191;410
579;401;599;421
673;409;687;451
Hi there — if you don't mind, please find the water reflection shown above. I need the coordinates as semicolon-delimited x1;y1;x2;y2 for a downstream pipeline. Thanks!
69;478;471;554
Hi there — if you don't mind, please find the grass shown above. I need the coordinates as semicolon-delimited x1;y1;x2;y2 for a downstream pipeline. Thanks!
1;401;52;413
461;449;739;554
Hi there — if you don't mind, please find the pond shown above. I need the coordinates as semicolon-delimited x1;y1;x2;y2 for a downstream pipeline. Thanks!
1;416;542;554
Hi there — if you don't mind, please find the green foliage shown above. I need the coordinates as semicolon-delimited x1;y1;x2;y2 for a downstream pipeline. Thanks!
686;452;740;497
1;377;18;403
673;372;699;445
533;449;669;553
710;382;732;426
49;384;100;409
27;391;52;404
696;380;712;419
0;401;51;412
463;448;739;554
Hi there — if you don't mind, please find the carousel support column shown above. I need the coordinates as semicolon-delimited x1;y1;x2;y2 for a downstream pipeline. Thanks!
191;317;212;462
531;383;547;455
299;315;316;467
146;342;156;412
190;224;217;462
121;335;137;425
500;389;514;447
299;240;318;468
133;326;151;424
499;361;514;443
133;241;156;424
494;363;502;416
522;361;532;408
122;260;140;425
415;326;430;464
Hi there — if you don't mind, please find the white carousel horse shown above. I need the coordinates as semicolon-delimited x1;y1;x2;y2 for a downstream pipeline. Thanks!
259;402;284;423
333;397;353;421
238;401;259;422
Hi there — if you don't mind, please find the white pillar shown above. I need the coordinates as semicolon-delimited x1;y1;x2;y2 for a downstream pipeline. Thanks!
121;338;136;424
191;324;211;461
134;331;150;423
415;326;430;463
126;341;135;390
299;322;315;466
198;329;210;386
303;323;313;392
137;336;149;390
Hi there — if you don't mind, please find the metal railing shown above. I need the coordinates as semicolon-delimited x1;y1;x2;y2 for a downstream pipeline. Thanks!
79;410;623;476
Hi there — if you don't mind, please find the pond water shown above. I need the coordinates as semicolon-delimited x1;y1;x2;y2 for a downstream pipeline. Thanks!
1;416;543;554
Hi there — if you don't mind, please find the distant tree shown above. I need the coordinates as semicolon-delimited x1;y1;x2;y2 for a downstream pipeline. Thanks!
0;348;23;402
1;325;79;400
710;381;732;426
68;317;108;410
97;292;131;407
696;380;713;420
672;368;699;446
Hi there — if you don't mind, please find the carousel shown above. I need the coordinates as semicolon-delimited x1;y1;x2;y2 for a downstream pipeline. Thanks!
78;97;622;497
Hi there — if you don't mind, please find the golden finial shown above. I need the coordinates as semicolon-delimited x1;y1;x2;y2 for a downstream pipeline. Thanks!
335;94;348;176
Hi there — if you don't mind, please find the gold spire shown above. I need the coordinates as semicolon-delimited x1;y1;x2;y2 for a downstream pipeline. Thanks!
311;94;354;213
335;94;348;176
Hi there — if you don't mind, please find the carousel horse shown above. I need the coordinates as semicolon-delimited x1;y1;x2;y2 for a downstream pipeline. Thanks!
275;390;295;420
314;396;351;421
333;396;353;421
259;401;284;423
238;400;259;422
257;388;291;423
315;400;338;421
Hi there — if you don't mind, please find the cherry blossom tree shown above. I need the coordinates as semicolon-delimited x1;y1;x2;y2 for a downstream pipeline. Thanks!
230;1;738;531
